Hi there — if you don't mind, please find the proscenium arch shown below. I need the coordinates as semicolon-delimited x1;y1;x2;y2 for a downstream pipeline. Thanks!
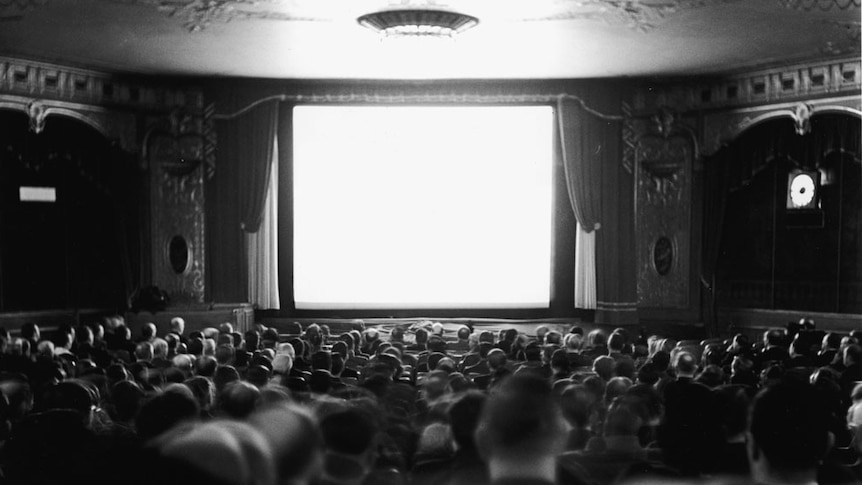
729;103;862;143
0;98;115;141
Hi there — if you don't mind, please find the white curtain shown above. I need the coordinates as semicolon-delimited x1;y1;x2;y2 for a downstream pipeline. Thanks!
246;138;280;309
574;222;596;309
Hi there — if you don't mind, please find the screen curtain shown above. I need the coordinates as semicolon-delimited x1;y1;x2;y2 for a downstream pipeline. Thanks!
246;137;281;309
557;97;603;309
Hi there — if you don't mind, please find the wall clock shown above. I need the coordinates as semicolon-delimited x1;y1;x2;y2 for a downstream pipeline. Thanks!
786;170;819;210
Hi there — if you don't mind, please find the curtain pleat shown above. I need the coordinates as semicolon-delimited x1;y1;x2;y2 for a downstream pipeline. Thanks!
574;223;596;309
246;139;280;309
557;97;611;310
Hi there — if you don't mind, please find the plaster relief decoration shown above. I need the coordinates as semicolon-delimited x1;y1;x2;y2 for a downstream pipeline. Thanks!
0;0;323;31
525;0;743;33
146;108;206;304
778;0;860;10
111;0;324;32
634;107;694;308
0;0;45;21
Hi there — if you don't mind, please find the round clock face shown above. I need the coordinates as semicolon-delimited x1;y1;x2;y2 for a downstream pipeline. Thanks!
789;173;816;207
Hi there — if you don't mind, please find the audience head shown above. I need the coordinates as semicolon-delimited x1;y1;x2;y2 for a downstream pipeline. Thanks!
136;385;200;441
763;328;785;348
141;322;157;342
389;326;405;343
747;382;830;484
135;342;154;362
195;355;218;378
592;355;615;381
427;335;447;354
154;419;276;485
604;376;632;404
604;396;642;437
844;344;862;367
214;365;241;394
250;402;323;485
111;380;145;423
170;317;185;336
220;381;261;419
475;374;568;467
487;348;507;372
608;332;626;353
674;351;697;378
21;322;40;343
545;331;562;346
586;329;608;349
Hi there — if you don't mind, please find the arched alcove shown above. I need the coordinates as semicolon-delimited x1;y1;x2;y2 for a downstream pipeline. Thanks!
707;113;861;314
0;109;141;312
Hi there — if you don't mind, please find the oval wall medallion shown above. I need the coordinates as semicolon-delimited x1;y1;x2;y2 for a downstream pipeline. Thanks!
653;236;674;276
168;235;190;274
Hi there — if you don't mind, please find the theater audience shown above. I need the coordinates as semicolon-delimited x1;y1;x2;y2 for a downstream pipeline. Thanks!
0;318;860;485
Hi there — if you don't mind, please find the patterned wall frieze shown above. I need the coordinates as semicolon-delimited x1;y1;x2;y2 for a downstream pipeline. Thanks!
631;57;861;116
0;56;204;113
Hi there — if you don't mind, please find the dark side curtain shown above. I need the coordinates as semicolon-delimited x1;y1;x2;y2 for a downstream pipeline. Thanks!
209;98;279;302
557;97;601;232
228;101;280;234
700;113;861;329
557;96;636;322
701;150;730;335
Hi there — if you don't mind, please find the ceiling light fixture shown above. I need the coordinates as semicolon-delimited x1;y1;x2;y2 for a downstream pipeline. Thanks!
357;2;478;38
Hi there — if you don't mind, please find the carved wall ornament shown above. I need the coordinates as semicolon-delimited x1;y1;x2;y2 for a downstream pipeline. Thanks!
792;102;813;135
635;107;697;206
146;110;207;304
638;156;684;206
653;236;675;276
651;107;677;138
26;99;46;133
632;107;695;309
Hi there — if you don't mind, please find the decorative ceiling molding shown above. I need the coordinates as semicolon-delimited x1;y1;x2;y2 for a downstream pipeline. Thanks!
0;0;325;31
0;0;46;20
777;0;860;11
111;0;324;32
524;0;743;33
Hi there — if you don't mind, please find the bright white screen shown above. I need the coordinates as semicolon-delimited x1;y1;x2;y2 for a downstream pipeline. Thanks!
293;105;553;309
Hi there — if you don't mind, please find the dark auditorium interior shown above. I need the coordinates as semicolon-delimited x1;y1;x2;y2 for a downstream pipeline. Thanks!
0;1;860;484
